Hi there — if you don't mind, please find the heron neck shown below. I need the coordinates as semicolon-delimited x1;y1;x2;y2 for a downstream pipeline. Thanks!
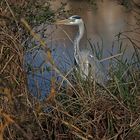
74;23;85;61
76;23;85;47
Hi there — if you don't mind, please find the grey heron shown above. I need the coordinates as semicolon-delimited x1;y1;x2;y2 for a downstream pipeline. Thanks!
56;15;106;86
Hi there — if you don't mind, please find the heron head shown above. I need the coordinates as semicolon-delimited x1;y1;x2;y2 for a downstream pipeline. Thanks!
55;15;83;26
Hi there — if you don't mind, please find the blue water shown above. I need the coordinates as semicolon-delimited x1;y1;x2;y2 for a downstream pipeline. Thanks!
25;0;139;99
25;38;74;99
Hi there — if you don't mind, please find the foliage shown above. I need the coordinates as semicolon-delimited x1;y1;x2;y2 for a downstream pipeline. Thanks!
1;0;54;27
0;0;140;140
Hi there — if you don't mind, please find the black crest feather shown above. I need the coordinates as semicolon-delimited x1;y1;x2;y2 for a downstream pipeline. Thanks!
72;15;81;19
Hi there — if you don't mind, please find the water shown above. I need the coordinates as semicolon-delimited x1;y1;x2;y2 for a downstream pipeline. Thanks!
52;0;139;54
26;0;140;98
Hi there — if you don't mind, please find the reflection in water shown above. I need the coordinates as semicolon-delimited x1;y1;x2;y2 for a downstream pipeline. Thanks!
27;0;139;98
53;0;139;61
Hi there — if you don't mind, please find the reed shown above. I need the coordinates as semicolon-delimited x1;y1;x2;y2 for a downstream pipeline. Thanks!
0;0;140;140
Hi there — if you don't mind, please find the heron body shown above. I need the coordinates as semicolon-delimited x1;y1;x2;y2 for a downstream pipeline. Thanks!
56;15;106;86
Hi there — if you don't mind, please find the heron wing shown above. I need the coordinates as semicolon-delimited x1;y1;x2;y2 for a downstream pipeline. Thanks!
88;54;106;85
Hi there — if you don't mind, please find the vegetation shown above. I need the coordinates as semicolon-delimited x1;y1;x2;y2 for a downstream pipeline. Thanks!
0;0;140;140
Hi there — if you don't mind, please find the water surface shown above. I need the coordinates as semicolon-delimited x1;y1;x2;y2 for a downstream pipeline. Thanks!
27;0;140;98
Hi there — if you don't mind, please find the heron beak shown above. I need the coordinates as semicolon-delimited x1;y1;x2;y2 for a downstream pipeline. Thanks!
55;19;71;25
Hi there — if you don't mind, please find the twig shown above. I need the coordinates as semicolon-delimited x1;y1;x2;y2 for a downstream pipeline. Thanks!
62;120;93;139
4;0;19;29
0;55;14;74
100;53;123;62
14;123;32;140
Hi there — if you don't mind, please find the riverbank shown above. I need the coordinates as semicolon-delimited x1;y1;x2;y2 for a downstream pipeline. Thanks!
0;0;140;139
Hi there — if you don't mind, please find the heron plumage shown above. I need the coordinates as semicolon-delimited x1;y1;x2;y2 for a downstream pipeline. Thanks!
56;15;106;85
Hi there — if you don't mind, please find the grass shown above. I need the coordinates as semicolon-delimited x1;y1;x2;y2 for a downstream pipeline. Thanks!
0;0;140;140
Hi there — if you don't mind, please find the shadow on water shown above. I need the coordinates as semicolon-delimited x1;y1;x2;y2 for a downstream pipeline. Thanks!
26;0;140;99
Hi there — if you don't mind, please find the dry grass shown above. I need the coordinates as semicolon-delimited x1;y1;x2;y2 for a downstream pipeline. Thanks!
0;0;140;140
